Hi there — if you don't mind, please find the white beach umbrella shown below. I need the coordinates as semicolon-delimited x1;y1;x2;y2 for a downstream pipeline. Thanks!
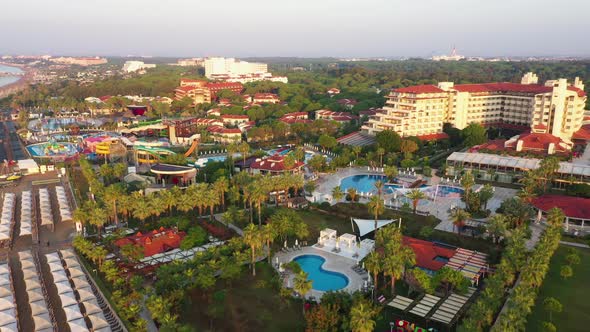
33;313;52;330
67;317;87;331
63;304;83;322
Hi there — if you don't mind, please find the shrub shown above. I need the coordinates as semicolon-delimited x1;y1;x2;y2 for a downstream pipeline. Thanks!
283;261;302;274
180;226;208;250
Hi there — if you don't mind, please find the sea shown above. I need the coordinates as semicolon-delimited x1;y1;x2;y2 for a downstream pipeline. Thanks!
0;64;23;88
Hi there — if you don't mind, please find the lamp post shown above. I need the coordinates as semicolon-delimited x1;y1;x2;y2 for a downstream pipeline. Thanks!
389;322;395;332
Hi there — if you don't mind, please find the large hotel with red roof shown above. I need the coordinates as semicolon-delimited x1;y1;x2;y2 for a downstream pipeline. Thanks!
362;72;587;149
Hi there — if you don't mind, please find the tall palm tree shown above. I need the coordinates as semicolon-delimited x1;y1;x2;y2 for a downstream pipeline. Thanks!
367;195;385;231
374;180;384;198
242;224;263;276
383;255;404;295
450;208;470;235
204;188;220;221
486;214;507;244
148;194;167;220
250;182;268;227
238;142;250;166
349;301;378;332
88;204;108;238
262;223;277;264
406;189;426;214
352;146;362;161
293;271;312;314
160;188;179;216
176;191;196;214
364;251;382;290
331;185;344;202
384;165;398;182
213;177;229;210
131;198;151;224
347;187;358;202
376;148;385;167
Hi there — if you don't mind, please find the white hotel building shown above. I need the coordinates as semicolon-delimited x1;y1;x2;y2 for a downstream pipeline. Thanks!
362;73;587;142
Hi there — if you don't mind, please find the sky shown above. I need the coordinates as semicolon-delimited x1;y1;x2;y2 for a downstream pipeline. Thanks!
1;0;589;58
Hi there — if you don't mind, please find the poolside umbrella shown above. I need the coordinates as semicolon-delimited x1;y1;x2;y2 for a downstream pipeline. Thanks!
275;257;279;265
0;296;14;311
295;239;299;247
63;304;83;322
284;240;287;248
88;312;109;330
33;313;52;330
362;262;365;269
68;317;87;331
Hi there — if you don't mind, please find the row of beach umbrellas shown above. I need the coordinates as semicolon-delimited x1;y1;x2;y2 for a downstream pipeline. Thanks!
0;193;15;241
18;250;52;332
20;191;32;236
38;188;53;226
55;186;72;222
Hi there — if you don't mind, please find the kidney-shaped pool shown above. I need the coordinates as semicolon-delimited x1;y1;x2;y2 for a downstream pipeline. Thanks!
293;255;349;291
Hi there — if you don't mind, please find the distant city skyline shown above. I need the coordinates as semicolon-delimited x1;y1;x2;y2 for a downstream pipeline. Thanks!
1;0;589;58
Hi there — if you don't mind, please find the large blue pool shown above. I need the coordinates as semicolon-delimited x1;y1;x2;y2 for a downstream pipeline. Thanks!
433;185;464;198
340;174;401;193
293;255;349;291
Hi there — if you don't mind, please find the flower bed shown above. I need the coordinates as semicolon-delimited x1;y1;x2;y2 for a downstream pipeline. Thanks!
199;219;234;240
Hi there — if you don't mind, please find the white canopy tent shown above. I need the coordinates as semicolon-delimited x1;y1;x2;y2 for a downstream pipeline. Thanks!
67;317;88;332
88;312;110;330
30;300;48;316
27;289;44;303
338;233;357;248
0;296;14;311
59;291;78;307
0;322;18;332
62;304;83;322
351;218;399;237
76;288;96;302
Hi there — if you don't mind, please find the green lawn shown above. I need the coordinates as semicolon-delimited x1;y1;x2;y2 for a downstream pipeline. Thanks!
526;246;590;332
181;262;304;332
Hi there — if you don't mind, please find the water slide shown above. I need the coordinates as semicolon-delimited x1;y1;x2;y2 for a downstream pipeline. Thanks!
134;145;176;163
184;140;199;157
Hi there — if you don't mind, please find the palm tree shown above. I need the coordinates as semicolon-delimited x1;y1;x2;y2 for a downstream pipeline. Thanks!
293;271;312;314
176;191;195;214
349;301;378;332
367;195;385;231
238;142;250;166
250;182;268;227
384;165;398;182
450;208;470;235
406;189;426;214
352;145;362;161
383;255;404;295
204;188;220;221
213;177;229;210
376;148;385;167
347;187;358;202
160;187;179;216
131;195;151;224
486;214;507;244
262;223;277;264
478;184;494;210
242;224;263;276
374;180;384;197
460;171;475;192
364;251;382;290
331;185;344;202
148;194;167;220
88;204;107;238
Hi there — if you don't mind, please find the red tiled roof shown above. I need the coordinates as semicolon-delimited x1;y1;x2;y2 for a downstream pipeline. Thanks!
573;125;590;141
533;123;548;130
394;85;444;94
250;155;304;172
221;114;249;120
207;126;242;134
531;195;590;220
280;118;311;124
175;86;198;92
114;228;185;257
416;132;449;141
402;236;456;271
505;132;569;152
469;139;507;152
99;95;112;102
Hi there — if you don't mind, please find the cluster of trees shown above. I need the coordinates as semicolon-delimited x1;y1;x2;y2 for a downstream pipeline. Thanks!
492;208;564;331
458;207;564;331
304;292;380;332
459;172;494;216
73;236;147;331
519;157;561;201
363;226;416;295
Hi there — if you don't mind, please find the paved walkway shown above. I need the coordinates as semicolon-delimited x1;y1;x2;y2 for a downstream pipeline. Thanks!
273;246;368;300
213;213;243;236
559;240;590;248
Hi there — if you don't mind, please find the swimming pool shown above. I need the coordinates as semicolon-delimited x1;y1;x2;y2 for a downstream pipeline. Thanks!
26;142;80;158
293;255;349;291
339;175;401;193
432;185;464;198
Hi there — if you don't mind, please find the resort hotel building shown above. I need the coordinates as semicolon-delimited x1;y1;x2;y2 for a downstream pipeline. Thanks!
362;72;587;143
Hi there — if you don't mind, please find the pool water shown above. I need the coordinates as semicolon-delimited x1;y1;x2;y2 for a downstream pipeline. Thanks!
435;186;464;197
293;255;349;291
340;175;400;193
26;142;80;157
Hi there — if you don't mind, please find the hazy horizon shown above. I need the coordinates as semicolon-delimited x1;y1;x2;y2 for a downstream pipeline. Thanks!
1;0;589;58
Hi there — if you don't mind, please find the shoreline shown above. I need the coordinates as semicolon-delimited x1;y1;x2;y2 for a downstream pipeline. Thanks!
0;64;32;99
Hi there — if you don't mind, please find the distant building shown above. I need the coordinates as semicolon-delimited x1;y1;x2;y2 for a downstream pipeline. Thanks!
336;99;357;109
177;58;204;67
221;114;250;126
204;57;287;83
327;88;341;95
279;112;311;125
50;56;107;66
174;81;243;104
250;154;305;175
315;110;358;123
122;61;157;73
431;47;465;61
207;126;242;143
252;93;280;104
205;57;267;78
362;72;587;142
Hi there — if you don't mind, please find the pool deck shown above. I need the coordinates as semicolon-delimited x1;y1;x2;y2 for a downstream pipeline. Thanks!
311;167;518;234
273;246;368;300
